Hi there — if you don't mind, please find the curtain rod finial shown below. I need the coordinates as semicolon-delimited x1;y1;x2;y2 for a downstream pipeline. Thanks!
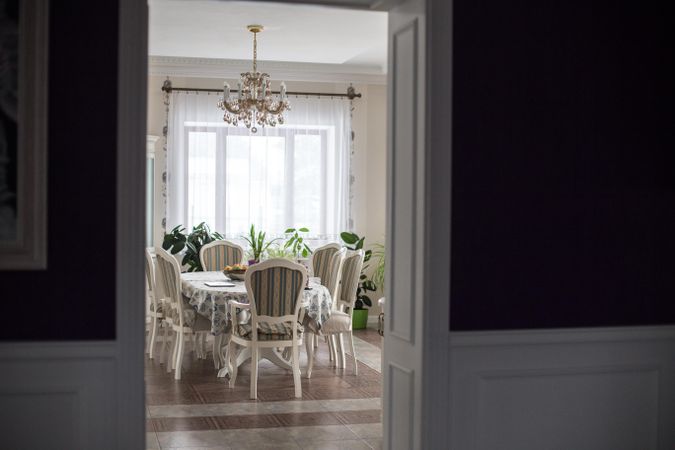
347;85;361;100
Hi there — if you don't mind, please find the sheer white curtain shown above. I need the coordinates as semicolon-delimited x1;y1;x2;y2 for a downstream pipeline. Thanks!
166;91;351;239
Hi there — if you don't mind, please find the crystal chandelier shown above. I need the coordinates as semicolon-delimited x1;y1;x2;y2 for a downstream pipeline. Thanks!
217;25;290;133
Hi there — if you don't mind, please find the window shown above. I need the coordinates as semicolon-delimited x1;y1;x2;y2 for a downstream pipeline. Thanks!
184;127;331;237
168;93;351;239
183;126;338;238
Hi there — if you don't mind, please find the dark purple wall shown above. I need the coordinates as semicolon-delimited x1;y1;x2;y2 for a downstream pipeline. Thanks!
0;1;118;340
450;0;675;330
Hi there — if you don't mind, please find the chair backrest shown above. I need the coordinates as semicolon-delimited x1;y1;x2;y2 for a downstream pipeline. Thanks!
311;243;341;282
200;240;245;271
145;248;157;308
245;258;307;338
324;247;347;302
155;247;184;325
336;249;365;313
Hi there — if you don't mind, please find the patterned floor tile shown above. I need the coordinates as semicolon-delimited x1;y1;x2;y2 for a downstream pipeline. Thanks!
299;439;372;450
146;432;160;449
275;411;343;427
344;423;383;440
151;416;219;432
146;328;382;449
333;409;382;425
284;424;360;443
212;413;282;430
157;430;226;448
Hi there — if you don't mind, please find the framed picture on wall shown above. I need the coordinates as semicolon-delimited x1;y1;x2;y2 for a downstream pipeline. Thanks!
0;0;48;270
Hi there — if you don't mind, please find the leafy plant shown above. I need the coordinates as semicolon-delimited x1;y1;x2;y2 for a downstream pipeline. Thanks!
241;224;279;262
162;222;223;272
340;231;377;310
266;244;296;260
371;242;385;292
284;227;312;259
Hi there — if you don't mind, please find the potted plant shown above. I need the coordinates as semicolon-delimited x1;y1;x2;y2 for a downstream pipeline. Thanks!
162;222;223;272
284;227;312;259
340;231;378;330
241;224;278;265
371;242;385;293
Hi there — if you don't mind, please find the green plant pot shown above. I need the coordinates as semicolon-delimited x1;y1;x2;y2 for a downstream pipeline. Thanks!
352;309;369;330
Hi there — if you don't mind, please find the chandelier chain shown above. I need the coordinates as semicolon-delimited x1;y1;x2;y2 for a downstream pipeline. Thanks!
252;31;257;73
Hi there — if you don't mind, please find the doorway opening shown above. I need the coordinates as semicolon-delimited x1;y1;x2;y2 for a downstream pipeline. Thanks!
143;2;388;448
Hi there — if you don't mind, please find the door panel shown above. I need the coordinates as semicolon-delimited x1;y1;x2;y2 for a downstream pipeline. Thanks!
384;0;427;448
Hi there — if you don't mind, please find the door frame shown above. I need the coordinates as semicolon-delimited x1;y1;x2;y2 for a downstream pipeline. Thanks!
117;0;148;448
117;0;452;448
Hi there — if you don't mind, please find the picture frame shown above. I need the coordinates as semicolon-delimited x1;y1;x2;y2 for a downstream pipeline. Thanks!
0;0;48;270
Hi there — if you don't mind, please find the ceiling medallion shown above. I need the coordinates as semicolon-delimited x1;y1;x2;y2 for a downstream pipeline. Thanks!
217;25;290;133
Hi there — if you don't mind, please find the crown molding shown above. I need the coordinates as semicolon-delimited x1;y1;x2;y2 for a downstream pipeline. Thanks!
149;55;387;85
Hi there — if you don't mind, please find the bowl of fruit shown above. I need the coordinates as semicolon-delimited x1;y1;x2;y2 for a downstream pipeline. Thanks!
223;264;248;281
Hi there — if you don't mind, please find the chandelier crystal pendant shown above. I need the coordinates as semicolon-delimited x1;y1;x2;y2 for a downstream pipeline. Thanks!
217;25;290;133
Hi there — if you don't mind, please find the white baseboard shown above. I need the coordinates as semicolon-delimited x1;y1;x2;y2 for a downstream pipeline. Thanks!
449;325;675;450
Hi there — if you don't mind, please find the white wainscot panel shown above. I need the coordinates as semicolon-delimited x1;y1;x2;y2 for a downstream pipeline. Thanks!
0;343;118;450
449;327;675;450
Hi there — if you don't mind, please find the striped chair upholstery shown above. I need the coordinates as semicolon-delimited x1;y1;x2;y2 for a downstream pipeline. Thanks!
337;251;364;311
324;247;346;300
311;244;340;285
144;251;153;290
156;254;179;309
145;251;162;313
200;241;244;271
251;266;304;317
233;264;305;341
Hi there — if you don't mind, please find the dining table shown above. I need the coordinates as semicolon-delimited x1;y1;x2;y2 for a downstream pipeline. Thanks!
180;271;333;378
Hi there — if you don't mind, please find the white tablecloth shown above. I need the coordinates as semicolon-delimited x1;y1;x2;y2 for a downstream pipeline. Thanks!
181;271;333;335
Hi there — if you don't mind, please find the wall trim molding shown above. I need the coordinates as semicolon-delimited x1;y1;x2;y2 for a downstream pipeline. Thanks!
149;55;387;85
450;325;675;347
0;341;118;360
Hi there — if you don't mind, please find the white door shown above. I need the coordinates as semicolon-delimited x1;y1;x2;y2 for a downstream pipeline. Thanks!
383;0;453;448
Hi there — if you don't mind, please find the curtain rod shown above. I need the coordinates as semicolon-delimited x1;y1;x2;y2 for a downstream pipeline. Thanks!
162;85;362;99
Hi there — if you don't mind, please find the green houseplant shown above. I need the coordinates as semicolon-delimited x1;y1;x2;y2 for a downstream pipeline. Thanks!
284;227;312;259
266;244;296;260
241;224;279;264
162;222;223;272
340;231;378;329
371;242;385;292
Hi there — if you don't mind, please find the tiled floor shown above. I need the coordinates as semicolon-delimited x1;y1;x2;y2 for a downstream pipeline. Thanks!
146;328;383;449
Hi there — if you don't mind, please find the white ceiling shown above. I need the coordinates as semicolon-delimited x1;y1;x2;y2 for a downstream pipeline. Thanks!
148;1;388;72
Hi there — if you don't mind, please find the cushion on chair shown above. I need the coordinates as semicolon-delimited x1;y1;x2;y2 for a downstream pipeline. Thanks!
235;322;303;341
321;311;352;333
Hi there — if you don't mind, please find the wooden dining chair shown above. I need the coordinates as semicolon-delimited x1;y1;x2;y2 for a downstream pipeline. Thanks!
320;249;364;375
305;247;346;377
156;247;211;380
324;248;347;363
199;240;245;271
310;243;342;351
145;248;167;360
228;258;308;399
